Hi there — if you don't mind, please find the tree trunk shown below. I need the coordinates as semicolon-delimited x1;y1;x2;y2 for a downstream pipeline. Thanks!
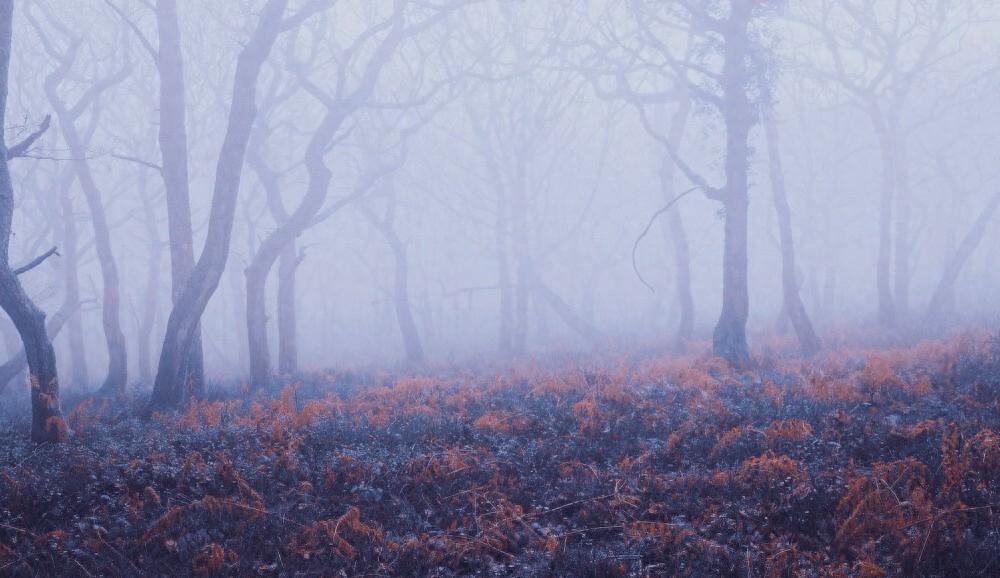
892;123;911;318
872;116;896;324
926;188;1000;320
361;193;425;367
496;186;513;355
45;86;128;397
137;166;162;382
511;156;530;356
276;243;298;374
763;112;821;356
0;299;76;395
712;2;753;366
245;108;345;391
58;171;88;389
0;0;66;442
659;94;694;351
150;0;289;409
156;0;204;398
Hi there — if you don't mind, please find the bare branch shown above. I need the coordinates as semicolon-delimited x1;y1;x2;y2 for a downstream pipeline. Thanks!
14;247;60;276
6;115;51;160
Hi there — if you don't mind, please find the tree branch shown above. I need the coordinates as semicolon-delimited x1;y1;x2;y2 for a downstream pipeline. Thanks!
6;115;52;160
14;246;60;275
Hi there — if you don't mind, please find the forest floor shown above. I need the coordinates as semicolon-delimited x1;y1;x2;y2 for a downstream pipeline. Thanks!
2;333;1000;577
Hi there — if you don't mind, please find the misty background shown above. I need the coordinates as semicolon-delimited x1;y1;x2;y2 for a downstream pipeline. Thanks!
3;0;999;394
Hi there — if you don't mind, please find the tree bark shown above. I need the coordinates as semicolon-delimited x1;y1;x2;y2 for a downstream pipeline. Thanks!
0;0;67;442
150;0;290;409
155;0;204;397
711;2;753;366
762;112;821;356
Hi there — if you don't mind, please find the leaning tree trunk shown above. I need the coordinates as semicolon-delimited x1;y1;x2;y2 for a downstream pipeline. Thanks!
711;3;753;366
150;0;290;409
156;0;204;397
763;112;821;356
0;0;66;442
926;188;1000;320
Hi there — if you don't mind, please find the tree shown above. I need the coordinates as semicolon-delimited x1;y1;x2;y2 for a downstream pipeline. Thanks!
795;0;979;323
149;0;321;409
27;4;131;395
615;0;781;365
762;110;821;355
0;0;67;442
243;0;471;389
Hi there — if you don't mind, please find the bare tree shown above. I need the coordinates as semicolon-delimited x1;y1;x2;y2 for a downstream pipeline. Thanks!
0;0;66;442
27;5;131;395
149;0;320;409
795;0;979;323
762;110;821;355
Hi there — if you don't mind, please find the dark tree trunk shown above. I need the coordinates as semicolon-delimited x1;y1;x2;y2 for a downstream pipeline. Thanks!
151;0;290;409
156;0;204;398
0;0;66;442
0;299;76;395
711;2;753;366
763;112;821;356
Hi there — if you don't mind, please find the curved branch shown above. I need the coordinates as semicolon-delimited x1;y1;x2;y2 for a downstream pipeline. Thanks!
631;187;699;293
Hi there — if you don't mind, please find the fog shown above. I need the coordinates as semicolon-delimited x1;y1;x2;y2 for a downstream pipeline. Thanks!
2;0;999;407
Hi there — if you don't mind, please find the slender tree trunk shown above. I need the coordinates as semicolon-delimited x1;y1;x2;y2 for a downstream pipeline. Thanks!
245;108;346;390
156;0;204;398
137;167;162;382
892;122;911;318
362;194;425;367
926;188;1000;320
0;0;66;441
763;112;821;356
46;96;127;396
511;157;530;356
496;187;513;355
150;0;290;409
872;116;896;324
276;243;298;374
58;171;88;388
659;95;695;351
712;3;753;366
